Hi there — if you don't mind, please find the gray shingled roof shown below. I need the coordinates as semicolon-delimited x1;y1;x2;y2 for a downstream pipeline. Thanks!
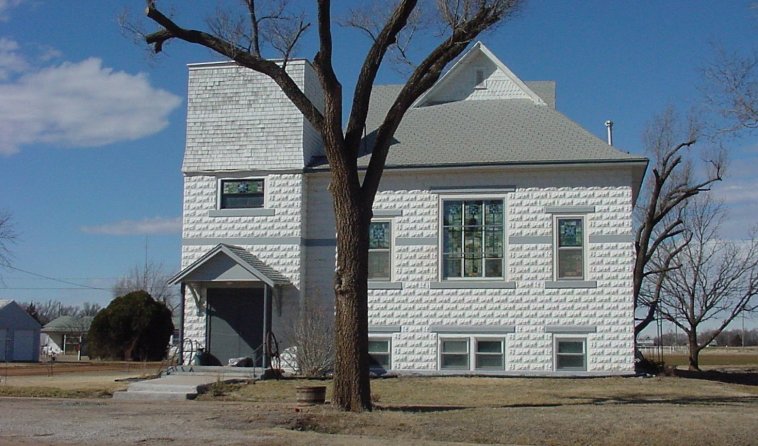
42;315;93;333
319;84;646;170
222;244;291;286
169;243;290;287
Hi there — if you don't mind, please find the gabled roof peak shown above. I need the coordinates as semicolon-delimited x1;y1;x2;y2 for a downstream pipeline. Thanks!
415;41;545;108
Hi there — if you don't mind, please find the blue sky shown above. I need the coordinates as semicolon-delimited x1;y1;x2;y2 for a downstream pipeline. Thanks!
0;1;756;317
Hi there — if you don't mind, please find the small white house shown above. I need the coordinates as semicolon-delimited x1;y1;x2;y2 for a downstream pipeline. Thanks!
170;42;647;375
41;315;93;356
0;300;41;362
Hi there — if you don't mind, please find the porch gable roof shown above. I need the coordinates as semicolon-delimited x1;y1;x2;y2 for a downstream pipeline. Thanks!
169;244;290;287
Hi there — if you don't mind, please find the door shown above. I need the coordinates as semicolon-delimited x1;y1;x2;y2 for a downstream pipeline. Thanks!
13;329;36;361
207;288;264;366
0;329;6;361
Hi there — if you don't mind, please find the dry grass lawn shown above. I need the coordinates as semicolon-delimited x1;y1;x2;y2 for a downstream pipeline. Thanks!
200;374;758;445
2;356;757;445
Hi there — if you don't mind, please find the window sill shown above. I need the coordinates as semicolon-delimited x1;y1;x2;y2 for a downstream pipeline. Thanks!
209;209;276;217
544;280;597;289
430;281;516;289
431;325;515;334
368;281;403;290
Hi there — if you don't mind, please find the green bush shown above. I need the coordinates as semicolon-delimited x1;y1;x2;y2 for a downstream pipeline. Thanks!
88;290;173;361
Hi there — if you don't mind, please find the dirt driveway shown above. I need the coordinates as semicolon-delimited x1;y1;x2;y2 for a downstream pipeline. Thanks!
0;398;468;446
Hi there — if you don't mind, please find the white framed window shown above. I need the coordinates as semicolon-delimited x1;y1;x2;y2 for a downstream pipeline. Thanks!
439;336;506;371
219;178;265;209
554;337;587;371
368;220;392;281
474;339;504;370
440;338;470;370
554;216;586;280
368;338;391;370
441;198;505;280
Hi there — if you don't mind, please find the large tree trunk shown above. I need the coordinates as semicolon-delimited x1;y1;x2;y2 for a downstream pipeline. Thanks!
687;332;701;371
329;169;372;411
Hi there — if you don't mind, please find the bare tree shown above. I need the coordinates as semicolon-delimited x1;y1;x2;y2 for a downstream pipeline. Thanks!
112;261;178;313
702;47;758;134
633;108;724;340
0;210;16;269
657;195;758;370
280;299;335;377
22;300;101;325
141;0;521;411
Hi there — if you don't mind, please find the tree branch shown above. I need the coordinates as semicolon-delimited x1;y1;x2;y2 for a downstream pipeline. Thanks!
144;1;324;132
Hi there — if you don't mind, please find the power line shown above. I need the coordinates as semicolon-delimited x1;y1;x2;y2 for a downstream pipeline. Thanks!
0;287;106;291
3;265;108;290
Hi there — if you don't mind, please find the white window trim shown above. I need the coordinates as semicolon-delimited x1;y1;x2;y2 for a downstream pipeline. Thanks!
438;335;506;372
216;177;267;211
367;336;392;370
368;218;394;283
552;214;588;281
553;335;588;372
438;194;508;282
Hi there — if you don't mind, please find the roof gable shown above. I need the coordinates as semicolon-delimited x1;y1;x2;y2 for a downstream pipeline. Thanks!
415;42;545;107
169;244;290;287
0;300;42;330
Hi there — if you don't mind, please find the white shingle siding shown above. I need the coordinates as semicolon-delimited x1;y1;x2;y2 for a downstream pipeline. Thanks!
304;167;635;374
183;60;322;172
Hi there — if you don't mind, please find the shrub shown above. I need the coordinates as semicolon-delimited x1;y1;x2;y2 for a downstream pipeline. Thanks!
280;300;335;377
88;290;173;361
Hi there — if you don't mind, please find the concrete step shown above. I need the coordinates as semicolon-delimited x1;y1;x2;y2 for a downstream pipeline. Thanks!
127;382;205;393
165;365;263;379
113;390;198;401
113;374;224;401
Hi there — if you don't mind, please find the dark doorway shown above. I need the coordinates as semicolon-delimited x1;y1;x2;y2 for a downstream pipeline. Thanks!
207;288;264;366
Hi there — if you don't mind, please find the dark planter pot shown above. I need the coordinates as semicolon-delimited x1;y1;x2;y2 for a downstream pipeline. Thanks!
296;385;327;405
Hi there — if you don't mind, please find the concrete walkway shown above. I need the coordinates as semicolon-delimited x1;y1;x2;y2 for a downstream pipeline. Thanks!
112;374;224;401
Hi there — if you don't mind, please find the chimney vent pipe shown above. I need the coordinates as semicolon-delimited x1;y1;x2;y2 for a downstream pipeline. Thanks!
604;120;614;145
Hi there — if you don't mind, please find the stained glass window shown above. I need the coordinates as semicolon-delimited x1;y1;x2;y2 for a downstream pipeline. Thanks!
220;179;264;209
556;217;584;279
369;221;391;280
442;199;504;279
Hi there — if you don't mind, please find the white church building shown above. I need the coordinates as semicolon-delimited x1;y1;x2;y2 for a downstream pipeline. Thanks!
170;42;647;376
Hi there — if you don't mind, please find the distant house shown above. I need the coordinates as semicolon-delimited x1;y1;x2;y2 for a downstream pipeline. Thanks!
0;300;41;362
41;315;93;356
170;42;647;375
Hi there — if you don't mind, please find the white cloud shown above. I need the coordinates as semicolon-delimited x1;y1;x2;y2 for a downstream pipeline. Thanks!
0;37;28;79
81;217;182;236
0;0;22;21
709;146;758;239
0;57;181;155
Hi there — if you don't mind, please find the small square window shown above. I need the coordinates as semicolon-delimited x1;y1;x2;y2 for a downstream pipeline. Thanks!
475;339;504;370
440;339;469;369
220;179;264;209
555;338;587;371
368;339;391;370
